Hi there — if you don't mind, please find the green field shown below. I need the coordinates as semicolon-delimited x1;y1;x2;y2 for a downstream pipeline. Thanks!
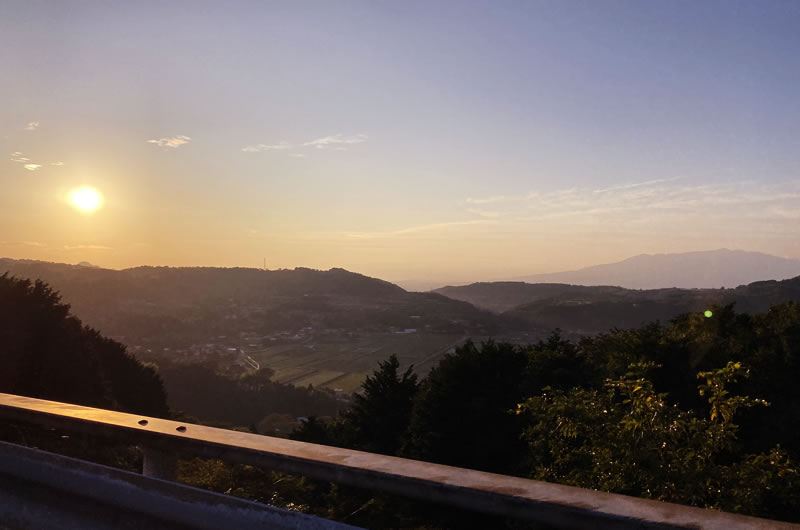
247;332;466;393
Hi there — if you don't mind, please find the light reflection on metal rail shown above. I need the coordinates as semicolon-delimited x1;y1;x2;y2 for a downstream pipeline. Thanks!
0;392;795;530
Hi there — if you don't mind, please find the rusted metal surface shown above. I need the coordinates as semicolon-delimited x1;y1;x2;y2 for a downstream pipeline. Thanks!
0;441;359;530
0;392;797;529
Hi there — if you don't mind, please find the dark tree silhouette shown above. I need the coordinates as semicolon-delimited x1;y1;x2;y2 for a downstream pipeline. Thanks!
403;340;528;475
0;274;168;416
339;354;418;455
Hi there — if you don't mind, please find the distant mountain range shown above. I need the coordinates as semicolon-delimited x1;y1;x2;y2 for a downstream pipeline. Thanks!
4;250;800;342
435;275;800;334
0;258;509;341
511;249;800;289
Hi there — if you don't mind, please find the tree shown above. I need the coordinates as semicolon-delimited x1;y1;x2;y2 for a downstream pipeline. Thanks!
403;341;528;475
523;330;598;396
0;274;168;416
517;361;799;521
339;354;418;455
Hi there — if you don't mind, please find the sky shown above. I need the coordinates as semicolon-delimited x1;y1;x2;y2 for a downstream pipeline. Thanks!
2;0;799;285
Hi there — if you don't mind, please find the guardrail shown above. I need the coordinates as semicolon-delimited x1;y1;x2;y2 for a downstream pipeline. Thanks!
0;392;795;529
0;440;357;530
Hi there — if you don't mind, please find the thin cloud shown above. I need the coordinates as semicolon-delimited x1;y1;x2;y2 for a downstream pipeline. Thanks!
11;152;56;171
241;141;292;152
593;176;686;193
25;121;39;131
0;241;44;247
304;133;368;150
462;178;800;241
467;208;501;218
346;219;496;240
146;135;191;149
289;153;308;158
466;195;508;205
63;244;113;251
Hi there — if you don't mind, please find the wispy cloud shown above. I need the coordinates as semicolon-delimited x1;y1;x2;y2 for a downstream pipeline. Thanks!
25;121;39;131
63;244;113;251
0;241;45;248
466;208;501;218
593;176;685;194
304;133;368;150
462;177;800;240
147;135;191;149
466;195;508;205
346;219;496;240
289;153;308;158
10;152;62;170
241;141;292;152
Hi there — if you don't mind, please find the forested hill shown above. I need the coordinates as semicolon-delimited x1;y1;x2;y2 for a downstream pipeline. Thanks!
5;258;800;341
436;276;800;334
0;259;511;339
434;283;629;313
0;260;404;301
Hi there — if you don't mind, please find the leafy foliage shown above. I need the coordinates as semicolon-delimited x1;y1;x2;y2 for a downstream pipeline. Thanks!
517;361;798;520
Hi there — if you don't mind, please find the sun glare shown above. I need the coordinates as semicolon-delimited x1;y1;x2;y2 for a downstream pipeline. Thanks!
69;187;103;213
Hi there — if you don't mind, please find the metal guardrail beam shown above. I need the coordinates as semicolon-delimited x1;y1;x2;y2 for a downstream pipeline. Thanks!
0;392;796;530
0;440;358;530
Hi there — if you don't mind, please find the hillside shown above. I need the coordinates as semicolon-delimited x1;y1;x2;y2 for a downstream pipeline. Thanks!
434;283;628;313
0;259;513;337
512;249;800;289
0;259;524;392
437;276;800;334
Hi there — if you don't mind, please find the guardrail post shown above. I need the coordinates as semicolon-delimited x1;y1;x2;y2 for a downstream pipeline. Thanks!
142;447;177;481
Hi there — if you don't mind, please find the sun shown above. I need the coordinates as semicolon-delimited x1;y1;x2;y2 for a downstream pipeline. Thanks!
69;187;103;213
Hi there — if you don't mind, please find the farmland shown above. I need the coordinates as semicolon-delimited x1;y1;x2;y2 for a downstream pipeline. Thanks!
247;332;467;393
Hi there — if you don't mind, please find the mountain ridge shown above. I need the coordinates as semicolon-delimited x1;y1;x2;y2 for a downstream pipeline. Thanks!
0;257;510;341
509;249;800;289
435;275;800;335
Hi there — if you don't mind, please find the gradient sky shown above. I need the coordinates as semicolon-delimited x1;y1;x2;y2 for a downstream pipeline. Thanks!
2;1;799;285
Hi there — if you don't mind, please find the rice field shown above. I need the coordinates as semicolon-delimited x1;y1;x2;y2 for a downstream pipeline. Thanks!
247;332;466;393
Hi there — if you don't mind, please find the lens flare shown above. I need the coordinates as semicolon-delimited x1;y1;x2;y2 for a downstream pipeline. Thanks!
69;187;103;213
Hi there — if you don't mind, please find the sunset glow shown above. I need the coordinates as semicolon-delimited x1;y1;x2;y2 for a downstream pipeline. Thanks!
69;188;103;213
1;2;799;285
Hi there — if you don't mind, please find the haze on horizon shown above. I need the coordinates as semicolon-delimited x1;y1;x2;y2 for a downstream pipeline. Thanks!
2;1;799;285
